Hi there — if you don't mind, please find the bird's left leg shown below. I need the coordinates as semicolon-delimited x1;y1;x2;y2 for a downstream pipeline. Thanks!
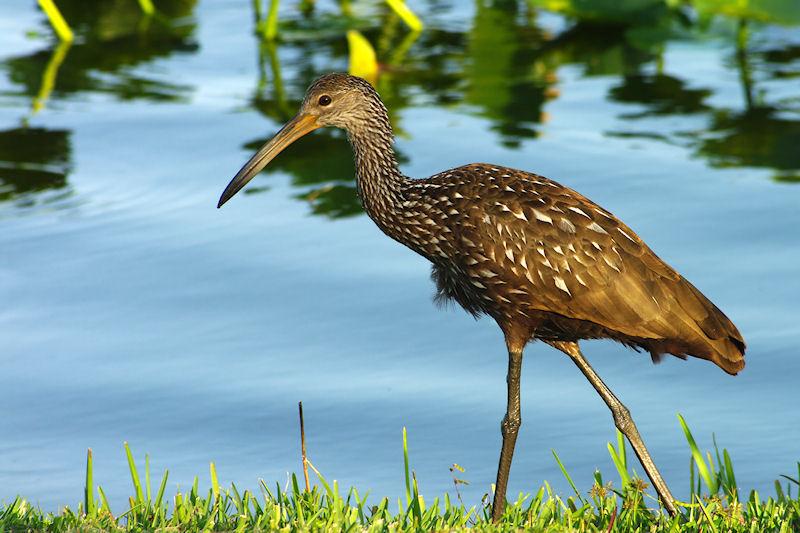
491;345;524;523
549;340;678;516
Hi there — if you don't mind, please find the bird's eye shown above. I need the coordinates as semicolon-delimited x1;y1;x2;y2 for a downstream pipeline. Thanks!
318;95;332;106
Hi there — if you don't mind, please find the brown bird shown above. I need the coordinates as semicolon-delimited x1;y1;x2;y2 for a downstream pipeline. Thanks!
218;73;745;521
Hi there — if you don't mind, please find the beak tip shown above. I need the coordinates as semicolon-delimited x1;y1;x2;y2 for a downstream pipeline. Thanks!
217;188;234;208
218;113;319;210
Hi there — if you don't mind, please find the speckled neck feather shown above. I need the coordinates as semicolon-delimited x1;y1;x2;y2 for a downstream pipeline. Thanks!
347;116;405;221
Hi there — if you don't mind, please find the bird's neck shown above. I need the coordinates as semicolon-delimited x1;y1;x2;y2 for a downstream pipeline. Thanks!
345;111;448;261
347;126;408;224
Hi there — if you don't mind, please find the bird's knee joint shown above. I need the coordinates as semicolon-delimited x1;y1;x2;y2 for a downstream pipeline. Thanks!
612;404;632;431
501;415;521;436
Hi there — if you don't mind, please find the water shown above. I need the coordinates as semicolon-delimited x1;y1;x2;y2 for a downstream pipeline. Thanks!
1;0;799;511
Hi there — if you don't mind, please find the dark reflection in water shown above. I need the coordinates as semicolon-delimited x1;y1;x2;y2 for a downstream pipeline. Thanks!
0;127;71;206
699;106;800;182
5;0;197;102
463;0;551;145
238;0;798;217
1;0;799;214
0;0;198;211
692;23;800;182
611;75;712;117
246;130;364;218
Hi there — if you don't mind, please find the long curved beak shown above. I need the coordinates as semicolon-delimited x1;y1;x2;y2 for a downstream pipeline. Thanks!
217;113;321;208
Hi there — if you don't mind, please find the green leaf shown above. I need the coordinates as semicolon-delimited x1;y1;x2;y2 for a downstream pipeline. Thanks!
155;469;168;510
84;448;94;516
124;442;145;505
145;454;151;504
403;427;412;507
98;485;112;514
678;414;719;494
552;449;586;504
210;462;220;502
607;441;630;489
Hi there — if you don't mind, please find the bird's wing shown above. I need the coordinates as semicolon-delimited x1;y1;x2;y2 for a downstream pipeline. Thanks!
445;164;740;351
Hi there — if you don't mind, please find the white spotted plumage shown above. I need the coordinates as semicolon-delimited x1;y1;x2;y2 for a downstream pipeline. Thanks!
300;72;744;375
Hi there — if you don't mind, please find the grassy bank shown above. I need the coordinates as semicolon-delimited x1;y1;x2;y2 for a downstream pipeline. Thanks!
2;416;798;532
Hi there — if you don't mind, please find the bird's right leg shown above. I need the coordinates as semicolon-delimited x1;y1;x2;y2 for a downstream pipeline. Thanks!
491;347;524;523
556;341;678;516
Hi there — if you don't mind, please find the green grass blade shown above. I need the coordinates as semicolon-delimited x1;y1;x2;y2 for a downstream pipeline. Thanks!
84;448;94;516
677;414;719;494
306;460;334;502
780;463;799;490
124;442;145;504
695;494;719;533
775;480;787;503
10;418;800;530
98;485;112;514
145;454;151;504
403;427;412;507
154;470;169;509
210;462;220;502
552;449;586;504
607;442;630;489
723;449;738;500
411;471;423;522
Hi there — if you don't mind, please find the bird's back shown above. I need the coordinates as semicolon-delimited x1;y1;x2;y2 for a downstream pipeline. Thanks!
399;163;745;374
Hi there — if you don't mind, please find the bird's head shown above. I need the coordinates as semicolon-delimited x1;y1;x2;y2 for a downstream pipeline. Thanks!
218;73;387;208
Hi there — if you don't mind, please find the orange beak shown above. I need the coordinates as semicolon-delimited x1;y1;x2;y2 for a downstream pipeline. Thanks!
217;113;321;208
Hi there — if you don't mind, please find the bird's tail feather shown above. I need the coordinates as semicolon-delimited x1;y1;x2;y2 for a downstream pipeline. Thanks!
674;277;746;375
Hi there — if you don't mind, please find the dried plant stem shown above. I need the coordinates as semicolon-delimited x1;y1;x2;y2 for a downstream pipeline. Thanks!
299;401;310;492
606;505;617;533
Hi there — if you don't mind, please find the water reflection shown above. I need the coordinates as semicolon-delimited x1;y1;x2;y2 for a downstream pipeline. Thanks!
0;0;198;210
1;0;799;216
464;0;552;146
241;0;799;217
611;75;712;117
0;127;71;207
245;130;364;218
698;105;800;182
603;15;800;183
248;44;363;218
5;0;197;103
693;22;800;182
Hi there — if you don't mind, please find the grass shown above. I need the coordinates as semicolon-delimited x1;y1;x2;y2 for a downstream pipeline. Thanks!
2;416;799;532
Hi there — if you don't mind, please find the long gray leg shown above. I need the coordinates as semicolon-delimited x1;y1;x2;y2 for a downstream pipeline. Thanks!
491;348;523;522
565;344;678;516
